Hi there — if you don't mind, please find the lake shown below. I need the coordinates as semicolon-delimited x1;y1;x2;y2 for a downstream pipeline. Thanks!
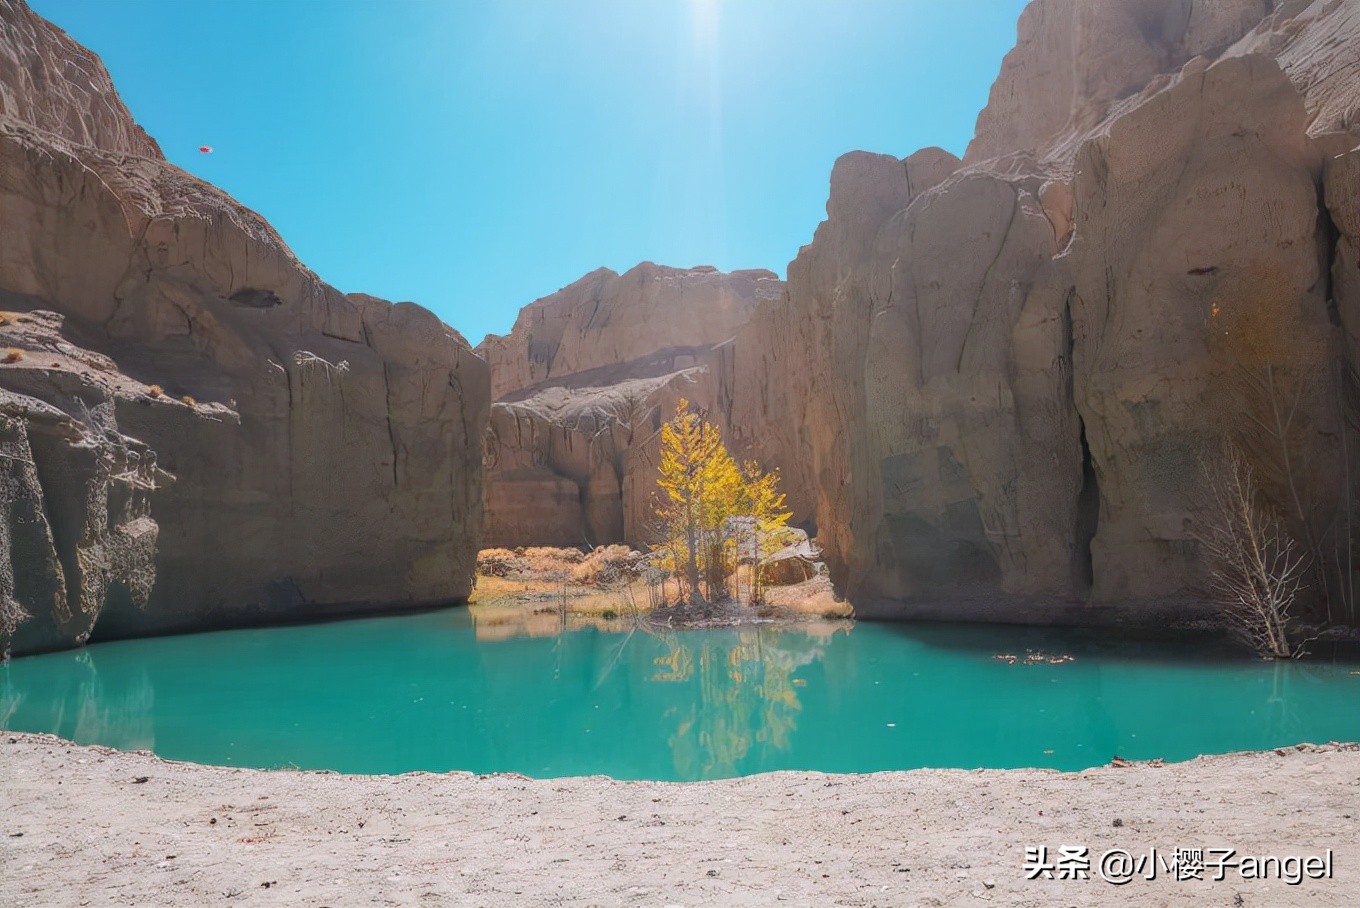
3;610;1357;781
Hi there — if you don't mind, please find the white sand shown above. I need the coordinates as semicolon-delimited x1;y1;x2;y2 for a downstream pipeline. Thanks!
2;733;1357;907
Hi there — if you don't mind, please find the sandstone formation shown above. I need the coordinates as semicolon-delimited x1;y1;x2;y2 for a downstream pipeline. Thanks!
965;0;1358;167
477;0;1360;628
0;0;488;655
12;0;1356;642
0;375;162;655
477;264;783;548
479;264;777;401
729;0;1360;622
1067;53;1343;604
0;2;159;157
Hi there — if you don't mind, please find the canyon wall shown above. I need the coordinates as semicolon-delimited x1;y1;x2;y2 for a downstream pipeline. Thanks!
478;0;1360;630
733;0;1360;622
11;0;1356;645
0;0;488;655
477;264;783;548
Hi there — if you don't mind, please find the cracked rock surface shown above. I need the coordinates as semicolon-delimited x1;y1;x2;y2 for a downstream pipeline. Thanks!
0;0;488;655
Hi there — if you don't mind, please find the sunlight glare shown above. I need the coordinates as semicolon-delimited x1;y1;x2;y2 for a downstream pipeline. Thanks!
691;0;720;47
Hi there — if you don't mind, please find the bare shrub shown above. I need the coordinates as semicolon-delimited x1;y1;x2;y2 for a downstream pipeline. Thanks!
477;545;646;589
1192;443;1309;658
475;548;521;577
571;544;643;586
523;546;583;566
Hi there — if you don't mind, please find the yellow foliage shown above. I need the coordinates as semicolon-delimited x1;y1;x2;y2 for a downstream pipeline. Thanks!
652;399;793;604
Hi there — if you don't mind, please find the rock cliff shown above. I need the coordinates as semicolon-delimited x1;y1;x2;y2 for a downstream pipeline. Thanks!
478;0;1360;629
14;0;1355;641
0;0;488;655
477;264;783;548
965;0;1358;166
735;0;1360;622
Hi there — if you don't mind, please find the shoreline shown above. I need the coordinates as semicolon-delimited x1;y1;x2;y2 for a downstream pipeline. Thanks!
3;734;1357;906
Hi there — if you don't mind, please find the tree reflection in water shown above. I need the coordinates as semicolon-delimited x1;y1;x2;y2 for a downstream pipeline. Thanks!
649;624;848;779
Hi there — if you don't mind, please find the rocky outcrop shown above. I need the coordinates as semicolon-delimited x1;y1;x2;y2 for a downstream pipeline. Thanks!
729;146;1096;618
1226;0;1360;147
0;0;488;655
479;264;780;401
478;264;783;548
736;0;1360;623
715;148;967;560
0;0;160;157
1067;53;1342;603
483;370;708;548
966;0;1358;167
0;371;164;656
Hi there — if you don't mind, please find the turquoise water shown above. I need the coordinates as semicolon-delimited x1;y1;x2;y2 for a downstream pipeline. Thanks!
2;610;1358;781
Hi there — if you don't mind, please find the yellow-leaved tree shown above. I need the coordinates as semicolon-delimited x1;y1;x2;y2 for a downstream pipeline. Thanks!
740;459;795;605
653;399;792;606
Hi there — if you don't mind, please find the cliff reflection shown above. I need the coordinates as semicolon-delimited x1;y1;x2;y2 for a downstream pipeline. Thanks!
1;649;155;751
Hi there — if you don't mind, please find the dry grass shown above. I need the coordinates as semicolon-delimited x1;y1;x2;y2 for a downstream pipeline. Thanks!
570;544;638;584
2;348;24;364
759;575;853;619
470;546;648;636
476;545;641;586
181;395;196;406
147;384;163;398
471;545;850;635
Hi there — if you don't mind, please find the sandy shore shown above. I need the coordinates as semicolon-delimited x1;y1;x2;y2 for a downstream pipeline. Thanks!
2;734;1357;907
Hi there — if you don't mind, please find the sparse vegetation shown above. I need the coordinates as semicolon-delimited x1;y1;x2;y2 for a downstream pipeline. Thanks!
470;539;843;637
469;404;827;627
2;348;24;364
1206;276;1359;628
147;384;163;398
181;395;196;406
475;545;642;586
1193;443;1309;659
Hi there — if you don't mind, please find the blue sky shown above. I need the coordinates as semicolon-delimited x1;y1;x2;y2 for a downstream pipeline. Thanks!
31;0;1027;344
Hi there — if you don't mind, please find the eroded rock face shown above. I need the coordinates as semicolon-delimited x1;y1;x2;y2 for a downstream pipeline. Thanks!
1067;54;1341;603
478;264;781;401
1226;0;1360;146
478;265;781;548
0;379;163;656
0;0;488;654
731;147;1103;617
483;369;710;547
966;0;1358;167
0;0;160;157
747;16;1359;621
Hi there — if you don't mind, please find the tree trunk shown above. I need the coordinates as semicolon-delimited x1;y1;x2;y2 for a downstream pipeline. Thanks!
684;509;701;607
